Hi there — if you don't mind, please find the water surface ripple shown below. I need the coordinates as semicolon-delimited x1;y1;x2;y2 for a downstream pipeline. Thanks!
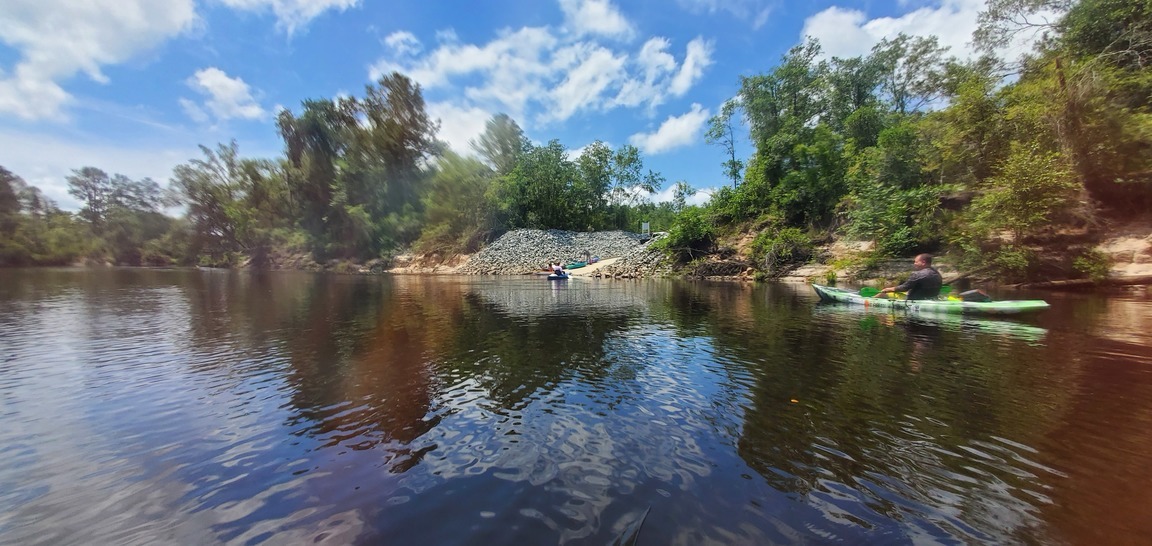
1;269;1151;544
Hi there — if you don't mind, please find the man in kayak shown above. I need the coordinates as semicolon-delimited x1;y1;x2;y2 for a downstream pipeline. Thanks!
879;253;943;300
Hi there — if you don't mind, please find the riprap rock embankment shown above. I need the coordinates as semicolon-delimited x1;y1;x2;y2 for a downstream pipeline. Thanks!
458;229;669;277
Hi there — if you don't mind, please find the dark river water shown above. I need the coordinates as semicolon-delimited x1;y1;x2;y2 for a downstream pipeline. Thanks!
2;268;1151;545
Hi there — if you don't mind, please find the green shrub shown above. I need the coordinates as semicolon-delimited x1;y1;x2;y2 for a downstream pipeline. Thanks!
751;227;813;276
1073;250;1111;282
990;245;1035;281
652;206;714;263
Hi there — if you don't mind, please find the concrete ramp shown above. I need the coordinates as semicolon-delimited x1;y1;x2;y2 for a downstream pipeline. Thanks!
568;257;620;276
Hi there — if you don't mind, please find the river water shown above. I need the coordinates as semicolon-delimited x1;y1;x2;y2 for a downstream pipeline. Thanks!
1;268;1151;545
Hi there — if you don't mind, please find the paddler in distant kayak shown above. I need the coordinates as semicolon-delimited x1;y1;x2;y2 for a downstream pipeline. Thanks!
878;253;943;300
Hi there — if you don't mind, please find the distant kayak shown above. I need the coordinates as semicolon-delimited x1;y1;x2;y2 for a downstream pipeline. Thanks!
547;273;569;280
565;261;587;270
812;284;1050;315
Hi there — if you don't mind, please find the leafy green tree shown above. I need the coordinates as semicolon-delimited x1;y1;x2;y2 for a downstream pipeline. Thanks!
277;73;439;258
921;58;1011;191
823;55;885;131
1060;0;1152;68
277;99;354;256
671;180;696;213
736;39;841;227
969;141;1079;243
773;124;847;226
974;0;1067;56
845;112;958;255
66;167;113;231
653;206;714;263
608;144;664;208
0;166;23;236
171;142;294;266
705;99;744;188
63;166;172;264
0;169;89;267
574;140;613;227
870;34;950;115
416;151;496;253
352;72;439;217
495;140;577;229
472;114;526;176
172;142;246;262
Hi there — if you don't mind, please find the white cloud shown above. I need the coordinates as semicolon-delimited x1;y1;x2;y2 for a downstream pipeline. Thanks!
800;7;875;59
371;26;559;103
611;38;676;109
544;44;627;122
182;67;266;122
801;0;1053;62
0;0;197;121
384;31;422;57
369;25;711;129
559;0;635;39
669;37;713;96
676;0;775;30
0;130;198;210
178;98;209;124
427;101;491;155
216;0;360;35
628;103;710;154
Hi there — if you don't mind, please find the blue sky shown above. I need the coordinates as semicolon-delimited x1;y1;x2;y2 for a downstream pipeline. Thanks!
0;0;1020;210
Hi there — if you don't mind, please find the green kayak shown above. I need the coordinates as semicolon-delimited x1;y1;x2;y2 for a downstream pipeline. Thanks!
565;261;587;270
812;284;1050;315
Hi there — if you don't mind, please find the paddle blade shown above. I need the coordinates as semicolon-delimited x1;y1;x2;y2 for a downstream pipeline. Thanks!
859;287;880;298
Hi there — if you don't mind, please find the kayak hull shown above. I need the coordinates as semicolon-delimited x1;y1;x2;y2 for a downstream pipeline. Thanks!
547;274;569;280
812;284;1050;315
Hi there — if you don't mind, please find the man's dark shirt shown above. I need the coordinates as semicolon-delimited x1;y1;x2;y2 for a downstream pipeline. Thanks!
894;266;943;300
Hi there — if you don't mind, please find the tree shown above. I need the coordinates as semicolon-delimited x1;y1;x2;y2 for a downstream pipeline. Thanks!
355;72;440;215
706;99;744;188
171;142;246;262
277;73;440;258
871;34;950;115
277;99;353;253
970;141;1079;243
609;144;663;207
417;151;496;253
823;55;885;131
496;140;576;230
109;175;165;212
975;0;1069;56
0;167;23;235
67;167;113;230
671;180;696;213
1060;0;1152;69
472;114;526;176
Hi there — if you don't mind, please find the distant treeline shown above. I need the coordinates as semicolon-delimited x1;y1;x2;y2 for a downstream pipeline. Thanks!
0;74;684;268
3;0;1150;282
